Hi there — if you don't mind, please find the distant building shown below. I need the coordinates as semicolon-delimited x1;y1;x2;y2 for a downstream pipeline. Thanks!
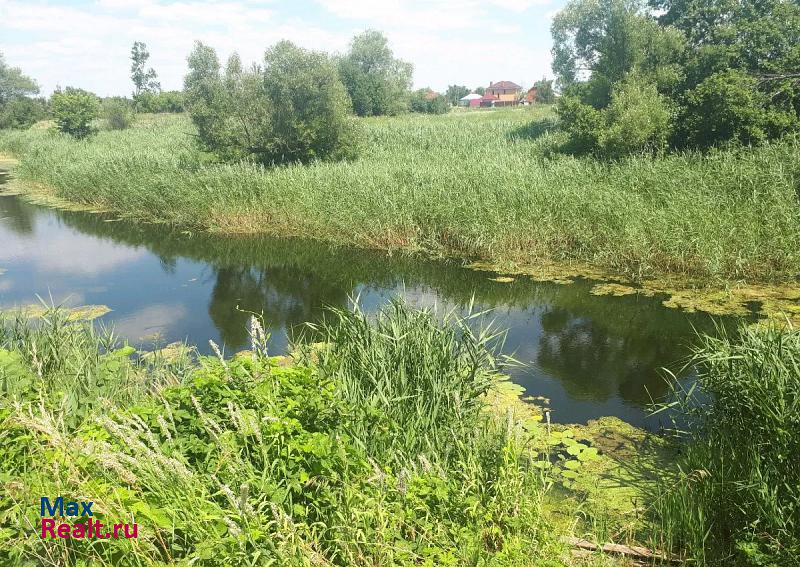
485;81;522;107
459;93;482;108
479;93;499;108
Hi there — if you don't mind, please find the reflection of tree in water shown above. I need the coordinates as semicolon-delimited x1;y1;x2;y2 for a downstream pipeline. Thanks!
208;266;350;350
537;306;686;405
0;194;36;236
12;195;746;414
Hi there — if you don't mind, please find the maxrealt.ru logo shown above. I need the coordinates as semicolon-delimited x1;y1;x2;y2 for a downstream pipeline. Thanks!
40;497;138;540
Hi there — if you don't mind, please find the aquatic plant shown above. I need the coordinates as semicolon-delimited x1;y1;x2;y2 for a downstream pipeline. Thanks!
1;107;798;283
653;324;800;565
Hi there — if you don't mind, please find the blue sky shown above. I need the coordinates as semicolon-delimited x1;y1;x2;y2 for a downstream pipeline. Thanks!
0;0;563;97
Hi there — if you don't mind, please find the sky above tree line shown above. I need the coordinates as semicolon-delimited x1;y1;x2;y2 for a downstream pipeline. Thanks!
0;0;561;97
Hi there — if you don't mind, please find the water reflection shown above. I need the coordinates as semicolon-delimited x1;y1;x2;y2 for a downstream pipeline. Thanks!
0;192;740;428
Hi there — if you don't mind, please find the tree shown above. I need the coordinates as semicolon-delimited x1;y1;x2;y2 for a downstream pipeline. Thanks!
0;51;42;129
130;42;161;99
50;87;99;138
551;0;799;153
410;89;449;114
475;86;485;95
185;40;358;165
263;41;358;162
0;52;39;106
653;0;800;137
533;78;555;103
445;85;470;106
0;97;47;130
338;30;413;116
134;91;185;113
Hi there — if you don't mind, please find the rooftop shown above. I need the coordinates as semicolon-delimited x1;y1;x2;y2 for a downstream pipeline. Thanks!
488;81;522;90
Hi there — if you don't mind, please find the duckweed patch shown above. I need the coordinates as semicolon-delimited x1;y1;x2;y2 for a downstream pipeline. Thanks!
13;303;112;321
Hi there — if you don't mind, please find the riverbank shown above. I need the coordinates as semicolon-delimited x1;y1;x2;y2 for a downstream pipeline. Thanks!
1;109;799;288
0;301;669;566
3;302;797;565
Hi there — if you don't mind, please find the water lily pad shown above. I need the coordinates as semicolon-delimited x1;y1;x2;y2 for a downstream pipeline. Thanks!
564;460;581;470
577;447;600;461
566;442;589;456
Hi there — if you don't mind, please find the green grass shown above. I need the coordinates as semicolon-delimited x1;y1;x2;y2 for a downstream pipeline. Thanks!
652;324;800;565
1;107;800;283
0;302;558;566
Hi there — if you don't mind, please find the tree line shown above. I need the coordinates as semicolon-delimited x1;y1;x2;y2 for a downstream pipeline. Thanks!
552;0;800;157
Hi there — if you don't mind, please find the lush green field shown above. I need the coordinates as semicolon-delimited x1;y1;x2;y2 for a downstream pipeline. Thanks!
1;108;800;283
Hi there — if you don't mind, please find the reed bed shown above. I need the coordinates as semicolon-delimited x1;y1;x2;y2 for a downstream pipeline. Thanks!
1;108;799;283
653;324;800;564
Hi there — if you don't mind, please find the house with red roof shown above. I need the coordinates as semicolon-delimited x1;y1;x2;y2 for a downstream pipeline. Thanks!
485;81;522;107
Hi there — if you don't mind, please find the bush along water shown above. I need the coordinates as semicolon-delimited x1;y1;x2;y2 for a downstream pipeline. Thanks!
0;301;555;566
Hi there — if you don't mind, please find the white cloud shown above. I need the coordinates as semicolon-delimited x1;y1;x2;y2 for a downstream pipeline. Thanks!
0;0;555;95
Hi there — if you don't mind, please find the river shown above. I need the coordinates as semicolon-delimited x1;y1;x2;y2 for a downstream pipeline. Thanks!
0;190;737;429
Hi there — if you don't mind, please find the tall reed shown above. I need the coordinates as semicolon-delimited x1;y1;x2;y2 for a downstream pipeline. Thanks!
653;324;800;565
2;109;799;282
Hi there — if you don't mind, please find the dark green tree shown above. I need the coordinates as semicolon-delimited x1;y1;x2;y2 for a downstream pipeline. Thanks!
185;40;358;165
409;89;449;114
338;30;412;116
0;52;39;106
50;87;99;138
0;52;42;129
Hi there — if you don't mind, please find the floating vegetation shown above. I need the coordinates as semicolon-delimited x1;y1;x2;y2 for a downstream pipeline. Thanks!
467;259;621;286
14;303;112;321
139;341;192;363
641;279;800;326
589;282;649;297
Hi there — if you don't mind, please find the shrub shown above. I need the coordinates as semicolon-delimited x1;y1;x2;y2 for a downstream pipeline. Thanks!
185;40;358;165
598;77;672;157
134;90;185;113
50;87;99;138
681;70;766;147
558;77;673;158
0;97;46;130
410;89;449;115
556;94;604;154
101;97;135;130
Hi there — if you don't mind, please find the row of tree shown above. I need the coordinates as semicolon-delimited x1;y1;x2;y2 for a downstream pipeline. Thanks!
552;0;800;156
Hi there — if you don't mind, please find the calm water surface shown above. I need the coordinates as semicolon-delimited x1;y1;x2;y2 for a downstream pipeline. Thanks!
0;189;737;429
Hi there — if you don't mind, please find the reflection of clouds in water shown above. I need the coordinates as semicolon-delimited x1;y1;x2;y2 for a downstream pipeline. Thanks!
0;279;13;293
112;304;188;342
0;230;146;276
